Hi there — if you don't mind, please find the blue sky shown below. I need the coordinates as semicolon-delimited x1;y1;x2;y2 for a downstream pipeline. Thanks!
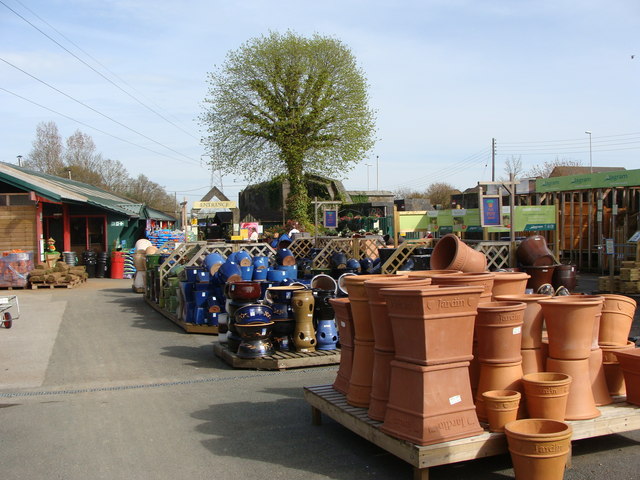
1;0;639;205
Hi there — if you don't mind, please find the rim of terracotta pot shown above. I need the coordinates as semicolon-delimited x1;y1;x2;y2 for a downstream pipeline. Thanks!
344;274;396;286
364;276;432;288
612;348;640;362
538;295;604;305
601;293;638;307
522;372;572;385
407;269;462;278
504;418;572;438
600;341;636;350
477;301;527;312
492;271;531;280
493;293;551;302
379;284;484;298
481;389;522;401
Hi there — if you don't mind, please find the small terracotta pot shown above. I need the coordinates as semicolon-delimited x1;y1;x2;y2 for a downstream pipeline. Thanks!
430;234;487;272
612;348;640;406
380;285;484;365
381;360;483;446
588;347;613;406
505;419;572;480
431;271;495;303
494;293;550;349
522;372;572;421
364;276;432;352
482;389;521;432
345;274;396;342
600;341;636;396
546;357;601;420
599;294;637;345
491;271;530;299
516;235;556;266
475;301;526;364
539;296;603;360
521;348;545;375
475;361;523;422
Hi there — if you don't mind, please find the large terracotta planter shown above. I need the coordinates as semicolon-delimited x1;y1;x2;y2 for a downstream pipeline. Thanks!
613;348;640;406
600;341;636;396
521;372;572;421
368;348;395;421
380;285;484;365
539;296;603;360
475;301;526;364
475;361;523;422
329;298;354;395
520;348;544;375
516;235;556;266
505;419;572;480
546;357;601;420
522;265;556;291
589;347;613;406
364;276;432;352
381;360;482;446
599;294;637;345
431;271;495;303
481;390;521;433
430;234;487;272
491;271;530;299
494;293;549;349
346;339;375;408
344;274;395;342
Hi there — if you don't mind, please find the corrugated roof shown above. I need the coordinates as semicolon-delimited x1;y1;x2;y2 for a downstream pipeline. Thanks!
0;162;175;221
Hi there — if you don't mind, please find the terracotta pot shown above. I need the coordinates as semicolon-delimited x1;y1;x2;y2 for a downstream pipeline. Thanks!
539;296;603;360
381;360;483;446
599;294;637;345
516;235;555;266
333;344;353;394
475;361;523;422
430;234;487;272
481;389;521;433
546;357;601;420
291;289;316;352
475;301;526;364
330;297;354;349
505;418;572;480
380;285;484;365
364;276;432;352
522;265;556;291
521;348;544;375
407;269;461;279
588;347;613;406
431;271;495;304
368;348;395;421
612;348;640;406
345;274;396;342
469;341;480;398
494;294;549;349
600;341;636;396
522;372;572;421
346;339;375;408
491;271;530;299
551;264;577;291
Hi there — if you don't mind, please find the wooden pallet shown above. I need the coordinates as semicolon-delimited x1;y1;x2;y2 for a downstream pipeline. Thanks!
304;384;640;480
0;284;29;290
29;278;85;289
213;343;340;370
144;296;219;334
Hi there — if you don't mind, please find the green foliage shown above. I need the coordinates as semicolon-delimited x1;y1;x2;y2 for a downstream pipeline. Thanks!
200;30;376;223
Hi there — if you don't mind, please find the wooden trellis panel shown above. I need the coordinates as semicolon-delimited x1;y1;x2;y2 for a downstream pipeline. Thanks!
476;241;511;271
381;239;431;274
158;242;207;293
355;237;385;261
289;238;314;259
312;238;357;269
235;242;276;257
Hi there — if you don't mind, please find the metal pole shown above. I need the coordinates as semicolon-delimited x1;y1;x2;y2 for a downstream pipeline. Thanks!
509;173;515;267
492;138;496;182
376;155;379;190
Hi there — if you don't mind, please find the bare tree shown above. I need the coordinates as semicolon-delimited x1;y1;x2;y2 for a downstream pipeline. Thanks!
526;157;584;178
24;121;64;174
502;155;523;180
393;187;428;200
99;158;130;192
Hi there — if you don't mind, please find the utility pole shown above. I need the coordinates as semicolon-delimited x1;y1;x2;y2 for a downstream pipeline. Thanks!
491;138;496;181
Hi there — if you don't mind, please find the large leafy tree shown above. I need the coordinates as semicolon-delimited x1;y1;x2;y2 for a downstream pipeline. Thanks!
200;31;376;223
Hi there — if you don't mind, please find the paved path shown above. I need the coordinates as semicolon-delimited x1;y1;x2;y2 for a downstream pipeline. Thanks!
0;277;639;479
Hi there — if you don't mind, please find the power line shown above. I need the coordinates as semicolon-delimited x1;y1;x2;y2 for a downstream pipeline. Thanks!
1;0;199;141
0;86;202;167
1;57;200;165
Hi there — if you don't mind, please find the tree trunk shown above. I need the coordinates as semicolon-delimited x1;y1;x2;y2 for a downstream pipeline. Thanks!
283;149;310;224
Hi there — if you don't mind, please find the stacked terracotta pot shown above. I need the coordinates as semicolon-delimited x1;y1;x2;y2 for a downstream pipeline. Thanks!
378;283;485;446
329;297;354;395
539;295;606;420
515;235;557;292
598;294;638;397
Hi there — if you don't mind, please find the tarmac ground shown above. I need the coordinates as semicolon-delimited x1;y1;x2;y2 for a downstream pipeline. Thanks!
0;274;639;480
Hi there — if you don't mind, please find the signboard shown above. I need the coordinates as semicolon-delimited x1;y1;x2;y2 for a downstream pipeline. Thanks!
488;205;556;232
628;231;640;243
193;201;237;209
324;209;338;229
480;196;502;227
605;238;615;255
536;168;640;193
